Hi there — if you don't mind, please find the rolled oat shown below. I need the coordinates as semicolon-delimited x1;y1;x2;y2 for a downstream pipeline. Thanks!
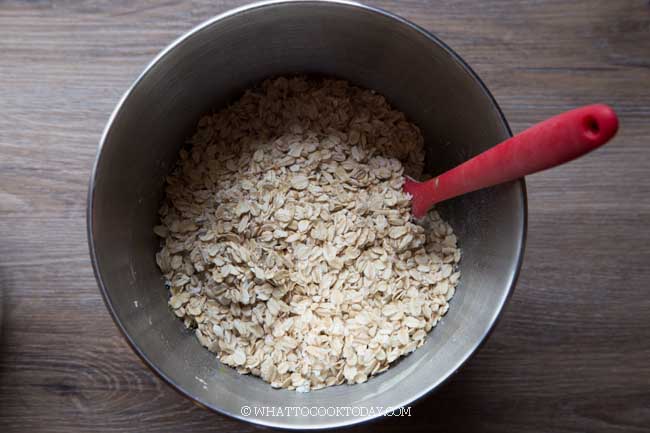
154;77;460;391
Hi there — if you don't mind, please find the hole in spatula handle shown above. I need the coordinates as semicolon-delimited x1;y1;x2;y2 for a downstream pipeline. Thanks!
583;115;600;139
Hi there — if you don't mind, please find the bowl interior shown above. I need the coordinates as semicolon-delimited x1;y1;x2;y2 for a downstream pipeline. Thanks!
89;1;525;429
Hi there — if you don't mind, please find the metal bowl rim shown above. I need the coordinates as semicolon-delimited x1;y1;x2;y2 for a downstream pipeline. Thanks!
86;0;528;429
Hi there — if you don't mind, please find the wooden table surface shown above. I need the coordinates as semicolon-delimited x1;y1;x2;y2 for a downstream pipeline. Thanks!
1;1;649;432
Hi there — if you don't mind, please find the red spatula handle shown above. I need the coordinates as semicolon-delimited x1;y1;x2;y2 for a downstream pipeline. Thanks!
407;104;618;218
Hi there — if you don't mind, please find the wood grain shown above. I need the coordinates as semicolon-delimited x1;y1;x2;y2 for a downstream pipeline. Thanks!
1;1;649;432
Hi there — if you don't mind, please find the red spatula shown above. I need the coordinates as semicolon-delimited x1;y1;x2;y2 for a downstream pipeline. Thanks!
404;104;619;218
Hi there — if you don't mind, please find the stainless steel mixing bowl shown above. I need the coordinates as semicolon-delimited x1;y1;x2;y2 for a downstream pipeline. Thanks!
88;0;526;428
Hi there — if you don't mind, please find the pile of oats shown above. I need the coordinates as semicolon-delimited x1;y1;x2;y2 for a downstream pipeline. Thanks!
154;77;460;391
